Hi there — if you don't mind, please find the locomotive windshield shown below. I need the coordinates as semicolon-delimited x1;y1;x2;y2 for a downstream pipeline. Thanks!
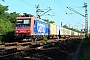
16;19;31;26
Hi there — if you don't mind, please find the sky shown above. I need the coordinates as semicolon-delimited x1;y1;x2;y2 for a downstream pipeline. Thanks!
0;0;90;31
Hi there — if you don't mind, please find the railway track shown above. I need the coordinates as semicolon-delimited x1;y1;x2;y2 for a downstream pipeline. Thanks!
0;37;81;60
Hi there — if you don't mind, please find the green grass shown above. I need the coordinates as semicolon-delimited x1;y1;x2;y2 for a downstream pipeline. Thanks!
43;36;48;42
66;39;82;60
77;38;90;60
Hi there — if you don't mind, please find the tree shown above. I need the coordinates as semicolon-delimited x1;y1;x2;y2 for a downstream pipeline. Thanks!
63;25;69;29
0;4;21;42
63;25;80;32
49;21;55;24
1;0;5;2
9;12;20;23
44;19;55;24
0;4;20;34
44;19;49;22
0;4;8;16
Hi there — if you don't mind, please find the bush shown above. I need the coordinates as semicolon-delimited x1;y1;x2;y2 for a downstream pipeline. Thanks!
2;31;15;42
80;53;90;60
0;36;2;41
0;35;5;44
0;36;3;44
30;37;34;42
88;34;90;38
43;36;48;42
78;38;90;60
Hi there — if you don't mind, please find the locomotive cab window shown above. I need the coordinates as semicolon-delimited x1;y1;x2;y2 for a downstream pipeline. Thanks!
16;19;31;26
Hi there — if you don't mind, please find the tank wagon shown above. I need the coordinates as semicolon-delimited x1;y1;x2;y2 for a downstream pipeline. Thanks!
14;13;84;41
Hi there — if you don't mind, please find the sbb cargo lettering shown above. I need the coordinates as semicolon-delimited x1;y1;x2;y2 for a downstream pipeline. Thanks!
37;23;45;33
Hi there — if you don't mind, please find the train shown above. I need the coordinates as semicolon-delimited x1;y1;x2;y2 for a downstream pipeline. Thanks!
14;13;84;41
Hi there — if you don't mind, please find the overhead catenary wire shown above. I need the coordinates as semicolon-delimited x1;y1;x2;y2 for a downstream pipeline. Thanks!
38;1;56;16
54;0;67;13
61;0;84;17
61;0;83;27
60;0;74;15
56;0;75;19
35;0;56;21
60;0;75;18
53;0;67;21
19;0;35;8
37;1;58;17
19;0;57;21
57;0;67;13
53;0;73;20
54;0;73;26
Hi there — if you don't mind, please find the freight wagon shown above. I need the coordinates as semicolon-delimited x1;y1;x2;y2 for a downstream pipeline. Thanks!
60;27;71;38
33;19;50;40
49;23;60;39
74;31;79;37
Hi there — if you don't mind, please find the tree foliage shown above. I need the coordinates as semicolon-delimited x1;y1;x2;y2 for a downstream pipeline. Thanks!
8;12;20;23
44;19;49;23
49;21;55;24
44;19;55;24
63;25;68;29
63;25;80;32
1;0;5;2
0;4;20;42
0;4;20;33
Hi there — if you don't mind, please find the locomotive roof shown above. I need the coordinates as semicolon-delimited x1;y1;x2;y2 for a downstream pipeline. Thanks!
16;17;36;19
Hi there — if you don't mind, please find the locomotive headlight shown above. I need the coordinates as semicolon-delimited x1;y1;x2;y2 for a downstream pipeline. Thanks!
16;30;19;32
27;30;30;33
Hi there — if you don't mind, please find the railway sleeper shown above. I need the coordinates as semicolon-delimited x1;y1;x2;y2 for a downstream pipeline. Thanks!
0;48;17;56
9;56;35;60
5;43;17;46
